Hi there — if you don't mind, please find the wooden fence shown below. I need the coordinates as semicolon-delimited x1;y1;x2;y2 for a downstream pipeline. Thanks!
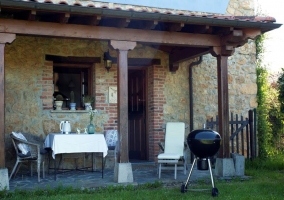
206;109;257;159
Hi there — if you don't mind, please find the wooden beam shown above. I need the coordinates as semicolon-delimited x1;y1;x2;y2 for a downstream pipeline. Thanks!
117;18;130;28
59;13;70;24
222;29;261;48
169;62;179;73
53;63;92;68
0;43;4;168
28;10;36;21
0;19;220;47
88;15;101;26
215;27;234;35
0;33;16;43
45;55;101;63
169;47;210;65
0;33;16;168
167;23;184;32
144;20;158;30
210;46;234;57
242;28;261;40
169;48;209;72
221;30;243;45
112;58;161;66
194;25;212;34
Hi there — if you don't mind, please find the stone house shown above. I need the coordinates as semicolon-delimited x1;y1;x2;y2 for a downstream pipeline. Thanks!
0;0;281;180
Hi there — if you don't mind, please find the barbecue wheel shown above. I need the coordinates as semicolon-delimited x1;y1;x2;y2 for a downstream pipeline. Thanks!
180;184;187;193
212;187;218;197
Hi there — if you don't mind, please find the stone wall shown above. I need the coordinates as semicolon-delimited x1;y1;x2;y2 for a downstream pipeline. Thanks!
227;0;255;16
4;36;169;169
163;0;258;130
4;0;258;170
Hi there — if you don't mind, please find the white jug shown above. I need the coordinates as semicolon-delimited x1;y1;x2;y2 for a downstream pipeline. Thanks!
60;121;71;134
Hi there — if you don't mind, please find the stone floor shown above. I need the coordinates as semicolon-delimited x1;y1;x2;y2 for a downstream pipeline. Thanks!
8;162;213;191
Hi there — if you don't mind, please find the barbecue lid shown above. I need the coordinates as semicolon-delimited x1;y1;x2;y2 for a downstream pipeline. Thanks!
187;129;222;158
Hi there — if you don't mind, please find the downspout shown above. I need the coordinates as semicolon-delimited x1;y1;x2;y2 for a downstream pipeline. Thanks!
189;56;203;163
189;56;203;131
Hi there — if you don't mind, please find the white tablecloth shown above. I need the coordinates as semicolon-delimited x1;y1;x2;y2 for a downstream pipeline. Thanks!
44;133;108;159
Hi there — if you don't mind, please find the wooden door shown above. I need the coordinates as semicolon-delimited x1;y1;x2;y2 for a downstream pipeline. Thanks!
128;69;147;160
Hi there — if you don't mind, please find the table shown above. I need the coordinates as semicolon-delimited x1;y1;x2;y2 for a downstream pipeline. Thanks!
44;133;108;180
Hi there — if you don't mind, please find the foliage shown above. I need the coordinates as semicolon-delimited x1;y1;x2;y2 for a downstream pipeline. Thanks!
88;105;98;124
55;94;63;101
256;32;284;158
70;91;75;103
256;34;274;158
246;154;284;171
83;95;95;103
278;68;284;112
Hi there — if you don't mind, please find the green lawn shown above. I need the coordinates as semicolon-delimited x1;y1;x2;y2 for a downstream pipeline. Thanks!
0;155;284;200
2;161;284;199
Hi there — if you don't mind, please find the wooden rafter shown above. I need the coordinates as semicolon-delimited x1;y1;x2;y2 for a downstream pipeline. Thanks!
194;25;212;34
59;13;70;24
168;47;210;72
144;20;158;30
88;15;101;26
28;10;36;21
166;23;184;32
117;18;130;28
0;18;221;47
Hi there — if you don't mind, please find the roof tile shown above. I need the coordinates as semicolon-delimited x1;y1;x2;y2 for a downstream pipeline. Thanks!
19;0;277;23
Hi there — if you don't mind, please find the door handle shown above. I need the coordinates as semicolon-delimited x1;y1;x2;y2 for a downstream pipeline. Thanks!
138;99;145;101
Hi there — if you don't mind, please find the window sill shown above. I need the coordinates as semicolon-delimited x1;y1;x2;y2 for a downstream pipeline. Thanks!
50;110;88;113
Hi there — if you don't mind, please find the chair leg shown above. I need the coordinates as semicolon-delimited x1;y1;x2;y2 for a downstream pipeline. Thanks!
37;161;41;182
30;161;33;177
84;153;87;173
158;163;161;179
42;161;45;178
75;158;78;170
58;154;63;170
174;164;177;179
14;162;22;178
9;160;19;180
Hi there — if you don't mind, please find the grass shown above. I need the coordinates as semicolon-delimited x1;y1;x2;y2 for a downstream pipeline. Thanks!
2;156;284;200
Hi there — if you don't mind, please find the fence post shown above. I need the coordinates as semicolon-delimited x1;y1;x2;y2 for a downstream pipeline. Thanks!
249;109;255;159
230;112;234;153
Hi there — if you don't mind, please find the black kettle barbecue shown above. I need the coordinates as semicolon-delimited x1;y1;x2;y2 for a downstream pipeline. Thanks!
181;129;222;197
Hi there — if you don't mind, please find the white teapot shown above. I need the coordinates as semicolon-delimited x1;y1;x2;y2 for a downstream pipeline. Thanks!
60;121;71;134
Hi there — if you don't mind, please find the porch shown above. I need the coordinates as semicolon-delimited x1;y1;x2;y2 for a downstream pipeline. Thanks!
0;0;281;187
8;162;211;191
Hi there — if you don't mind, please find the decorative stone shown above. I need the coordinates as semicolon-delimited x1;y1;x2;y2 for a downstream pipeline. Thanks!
231;153;245;176
215;158;236;177
0;168;9;191
114;163;134;183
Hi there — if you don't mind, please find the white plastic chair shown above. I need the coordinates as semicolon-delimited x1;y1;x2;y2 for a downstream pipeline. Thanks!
157;122;187;179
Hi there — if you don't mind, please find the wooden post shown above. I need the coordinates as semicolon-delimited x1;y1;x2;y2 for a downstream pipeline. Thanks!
0;33;16;168
210;46;234;159
110;40;136;163
249;109;255;159
217;55;230;158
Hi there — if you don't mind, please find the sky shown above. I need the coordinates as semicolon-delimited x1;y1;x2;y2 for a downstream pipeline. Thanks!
256;0;284;73
98;0;229;13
